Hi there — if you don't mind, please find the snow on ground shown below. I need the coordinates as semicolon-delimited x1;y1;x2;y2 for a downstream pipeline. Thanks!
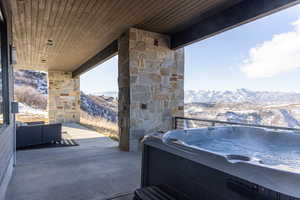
18;102;47;116
185;106;203;113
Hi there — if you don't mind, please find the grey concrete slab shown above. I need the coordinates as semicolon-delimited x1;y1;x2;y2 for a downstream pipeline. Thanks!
6;123;141;200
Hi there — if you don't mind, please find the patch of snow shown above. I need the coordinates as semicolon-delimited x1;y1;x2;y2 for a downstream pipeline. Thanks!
18;102;47;116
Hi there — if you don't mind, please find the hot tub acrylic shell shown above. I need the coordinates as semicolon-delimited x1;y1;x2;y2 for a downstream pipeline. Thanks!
142;126;300;199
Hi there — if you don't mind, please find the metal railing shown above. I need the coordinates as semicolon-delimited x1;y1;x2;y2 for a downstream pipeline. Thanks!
173;116;300;131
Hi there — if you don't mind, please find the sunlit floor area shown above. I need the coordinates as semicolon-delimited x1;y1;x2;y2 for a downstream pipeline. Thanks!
6;123;140;200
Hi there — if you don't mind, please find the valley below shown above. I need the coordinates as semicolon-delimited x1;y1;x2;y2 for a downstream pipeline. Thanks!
185;102;300;128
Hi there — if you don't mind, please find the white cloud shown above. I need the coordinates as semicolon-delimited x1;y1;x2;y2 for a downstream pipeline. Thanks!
241;18;300;78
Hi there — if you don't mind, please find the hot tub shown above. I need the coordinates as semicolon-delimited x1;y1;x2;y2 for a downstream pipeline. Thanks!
141;126;300;199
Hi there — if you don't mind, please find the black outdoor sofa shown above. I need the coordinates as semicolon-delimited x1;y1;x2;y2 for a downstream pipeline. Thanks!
16;123;62;149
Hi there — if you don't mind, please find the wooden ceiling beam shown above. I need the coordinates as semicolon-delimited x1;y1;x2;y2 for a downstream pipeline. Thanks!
72;40;118;78
171;0;300;49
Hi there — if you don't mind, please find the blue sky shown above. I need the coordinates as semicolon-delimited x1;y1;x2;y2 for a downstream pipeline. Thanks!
81;4;300;94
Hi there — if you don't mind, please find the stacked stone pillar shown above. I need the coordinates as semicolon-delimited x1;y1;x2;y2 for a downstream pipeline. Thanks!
48;71;80;123
118;28;184;151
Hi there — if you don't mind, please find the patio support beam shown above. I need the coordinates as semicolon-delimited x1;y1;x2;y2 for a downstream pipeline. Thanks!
118;28;184;152
72;40;118;78
171;0;300;49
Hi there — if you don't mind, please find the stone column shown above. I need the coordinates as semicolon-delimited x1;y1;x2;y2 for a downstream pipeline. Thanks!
48;71;80;123
118;28;184;151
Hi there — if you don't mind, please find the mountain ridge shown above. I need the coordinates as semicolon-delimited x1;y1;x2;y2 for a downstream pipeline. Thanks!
90;89;300;105
185;88;300;104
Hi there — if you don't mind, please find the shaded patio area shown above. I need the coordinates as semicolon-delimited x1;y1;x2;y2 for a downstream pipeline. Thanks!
6;123;141;200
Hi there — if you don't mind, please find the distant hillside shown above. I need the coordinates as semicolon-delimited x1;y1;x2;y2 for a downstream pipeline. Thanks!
14;70;48;110
14;69;47;94
81;92;117;122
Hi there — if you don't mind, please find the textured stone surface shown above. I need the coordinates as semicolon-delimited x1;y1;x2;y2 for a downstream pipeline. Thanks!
118;28;184;151
48;71;80;123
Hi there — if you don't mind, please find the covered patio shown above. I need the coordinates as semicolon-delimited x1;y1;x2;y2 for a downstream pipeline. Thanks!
0;0;300;199
11;0;300;152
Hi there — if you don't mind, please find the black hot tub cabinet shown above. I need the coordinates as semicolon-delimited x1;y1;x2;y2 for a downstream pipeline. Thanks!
141;126;300;200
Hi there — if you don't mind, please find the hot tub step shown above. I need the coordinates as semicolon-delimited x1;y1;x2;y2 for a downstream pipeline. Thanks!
133;186;178;200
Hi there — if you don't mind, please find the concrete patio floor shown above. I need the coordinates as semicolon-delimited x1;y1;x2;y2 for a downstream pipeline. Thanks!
6;123;141;200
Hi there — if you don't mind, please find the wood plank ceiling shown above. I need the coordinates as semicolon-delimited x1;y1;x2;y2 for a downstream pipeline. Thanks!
11;0;240;72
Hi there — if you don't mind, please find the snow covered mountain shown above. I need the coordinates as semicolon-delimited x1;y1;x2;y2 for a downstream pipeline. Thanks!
185;88;300;104
184;89;300;128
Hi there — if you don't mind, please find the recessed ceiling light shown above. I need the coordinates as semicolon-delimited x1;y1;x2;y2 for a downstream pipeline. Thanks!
47;39;53;46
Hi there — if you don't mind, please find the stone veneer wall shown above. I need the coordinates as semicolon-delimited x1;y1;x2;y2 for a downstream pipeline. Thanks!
48;71;80;123
118;28;184;151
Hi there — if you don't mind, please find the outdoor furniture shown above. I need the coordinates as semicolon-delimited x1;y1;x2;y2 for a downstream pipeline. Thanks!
16;123;62;149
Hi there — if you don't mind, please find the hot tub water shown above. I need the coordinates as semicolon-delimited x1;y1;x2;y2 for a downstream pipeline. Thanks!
163;126;300;172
